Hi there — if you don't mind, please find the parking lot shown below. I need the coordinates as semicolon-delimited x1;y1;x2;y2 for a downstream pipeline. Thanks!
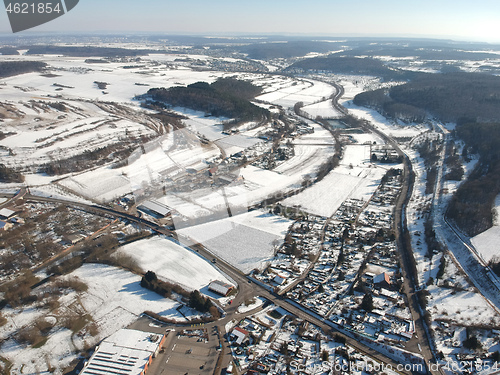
152;328;220;375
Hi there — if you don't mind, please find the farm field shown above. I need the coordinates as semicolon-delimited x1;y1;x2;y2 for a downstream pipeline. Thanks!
116;236;233;293
178;210;293;273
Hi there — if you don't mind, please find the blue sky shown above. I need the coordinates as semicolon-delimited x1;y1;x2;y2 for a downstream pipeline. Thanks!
1;0;500;43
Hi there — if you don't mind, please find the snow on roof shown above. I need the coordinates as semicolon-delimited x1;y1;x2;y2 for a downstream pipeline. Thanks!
209;280;234;295
373;272;392;285
232;327;249;345
80;329;164;375
379;288;398;300
138;200;171;217
0;208;16;219
273;275;286;285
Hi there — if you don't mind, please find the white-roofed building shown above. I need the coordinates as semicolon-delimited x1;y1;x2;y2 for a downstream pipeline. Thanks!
79;328;165;375
0;208;16;220
231;327;249;345
137;200;171;218
208;280;234;296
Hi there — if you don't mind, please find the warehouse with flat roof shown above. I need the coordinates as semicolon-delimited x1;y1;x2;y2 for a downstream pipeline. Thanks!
79;328;165;375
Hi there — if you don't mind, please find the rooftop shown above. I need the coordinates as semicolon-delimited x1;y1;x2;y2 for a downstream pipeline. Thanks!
80;329;164;375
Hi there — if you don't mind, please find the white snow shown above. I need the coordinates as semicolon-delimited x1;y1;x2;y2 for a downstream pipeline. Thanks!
116;236;232;292
301;99;342;119
177;210;292;273
283;142;387;217
0;263;188;375
471;194;500;263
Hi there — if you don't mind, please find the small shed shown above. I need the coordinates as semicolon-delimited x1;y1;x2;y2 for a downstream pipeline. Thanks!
63;233;86;244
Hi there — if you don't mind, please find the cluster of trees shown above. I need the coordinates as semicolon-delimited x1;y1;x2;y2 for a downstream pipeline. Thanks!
188;290;214;313
445;150;465;181
389;73;500;122
140;271;190;299
0;271;40;308
315;154;340;182
0;61;46;78
355;72;500;124
147;78;269;125
436;255;446;280
140;271;219;317
490;258;500;278
47;102;67;112
424;219;442;257
380;168;402;185
94;81;109;90
360;292;374;312
0;163;24;182
463;328;482;350
341;44;500;62
413;139;442;195
239;41;340;59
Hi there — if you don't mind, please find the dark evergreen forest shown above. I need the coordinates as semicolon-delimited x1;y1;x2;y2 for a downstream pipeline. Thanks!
0;61;46;78
147;77;269;125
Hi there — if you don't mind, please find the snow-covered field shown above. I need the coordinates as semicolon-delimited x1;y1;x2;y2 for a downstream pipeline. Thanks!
116;236;233;293
283;143;387;217
58;129;221;202
283;168;382;217
0;264;189;375
256;78;336;109
68;263;188;328
471;194;500;263
178;210;293;273
335;75;426;138
427;283;500;326
301;99;342;118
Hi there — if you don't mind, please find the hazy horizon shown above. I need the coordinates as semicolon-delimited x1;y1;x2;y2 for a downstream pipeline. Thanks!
0;0;499;44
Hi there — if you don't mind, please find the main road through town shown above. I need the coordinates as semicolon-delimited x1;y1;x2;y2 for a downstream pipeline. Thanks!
1;190;423;374
0;79;440;374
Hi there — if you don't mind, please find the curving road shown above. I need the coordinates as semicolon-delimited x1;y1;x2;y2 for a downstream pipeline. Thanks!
0;190;423;374
0;79;435;374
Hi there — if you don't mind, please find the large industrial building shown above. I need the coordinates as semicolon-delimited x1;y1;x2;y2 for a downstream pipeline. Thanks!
79;328;165;375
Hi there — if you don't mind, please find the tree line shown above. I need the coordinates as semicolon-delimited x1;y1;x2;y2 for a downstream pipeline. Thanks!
353;88;426;123
24;45;150;57
0;163;24;182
